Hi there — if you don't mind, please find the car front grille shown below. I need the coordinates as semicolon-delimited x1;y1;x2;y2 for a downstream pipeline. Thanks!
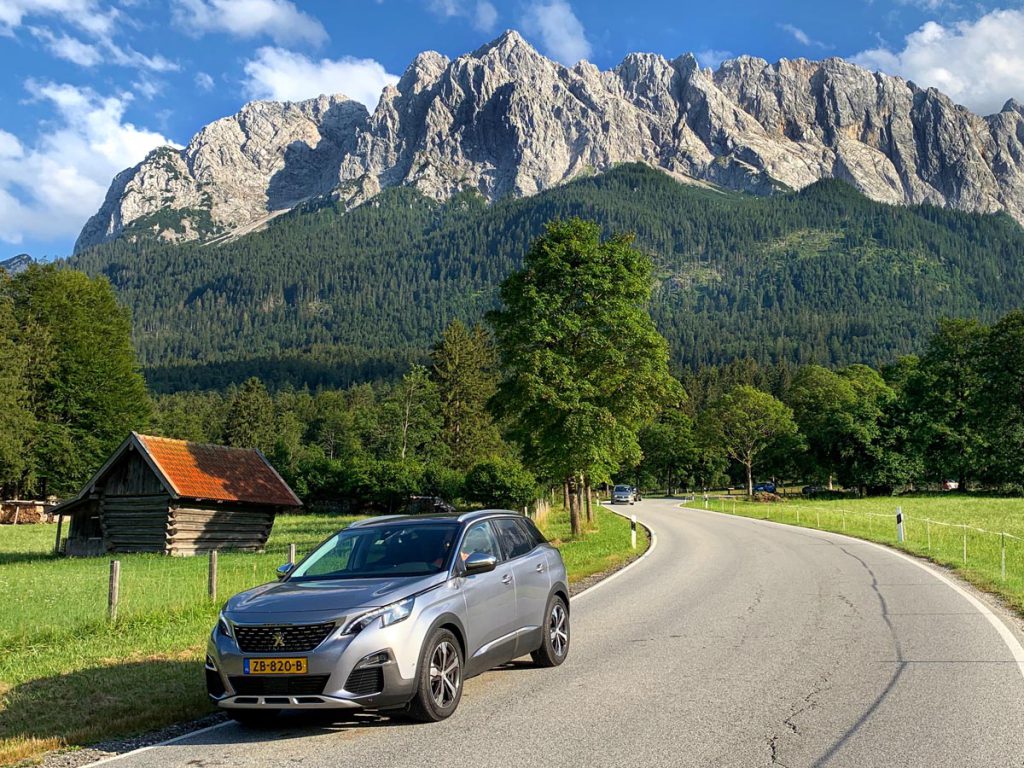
229;675;330;696
344;667;384;696
233;622;335;652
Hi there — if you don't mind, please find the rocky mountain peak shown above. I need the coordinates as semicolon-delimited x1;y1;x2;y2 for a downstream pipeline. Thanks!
76;32;1024;252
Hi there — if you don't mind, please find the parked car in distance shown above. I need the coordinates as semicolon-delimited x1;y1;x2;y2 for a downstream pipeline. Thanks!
802;485;825;495
206;510;570;724
611;484;635;504
753;482;777;494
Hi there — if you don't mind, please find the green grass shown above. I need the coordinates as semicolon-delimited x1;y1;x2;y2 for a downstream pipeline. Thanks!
0;505;639;765
693;494;1024;615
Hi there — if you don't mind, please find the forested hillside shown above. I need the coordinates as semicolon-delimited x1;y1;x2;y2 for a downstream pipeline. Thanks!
69;164;1024;392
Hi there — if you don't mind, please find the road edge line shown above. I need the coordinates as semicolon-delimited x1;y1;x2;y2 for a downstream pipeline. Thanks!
573;504;657;600
682;504;1024;681
83;720;233;767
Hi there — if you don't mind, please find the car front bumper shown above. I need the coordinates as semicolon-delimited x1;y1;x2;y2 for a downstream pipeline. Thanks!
206;619;422;711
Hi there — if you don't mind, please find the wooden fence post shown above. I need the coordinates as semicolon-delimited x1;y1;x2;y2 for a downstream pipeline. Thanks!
288;543;296;566
108;560;121;621
208;550;218;602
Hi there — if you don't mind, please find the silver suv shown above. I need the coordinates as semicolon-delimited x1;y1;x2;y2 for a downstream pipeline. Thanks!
206;510;570;724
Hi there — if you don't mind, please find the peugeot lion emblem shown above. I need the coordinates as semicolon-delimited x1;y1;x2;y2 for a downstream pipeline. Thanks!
272;631;286;649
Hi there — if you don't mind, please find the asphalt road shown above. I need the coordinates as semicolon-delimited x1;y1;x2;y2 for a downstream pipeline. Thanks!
101;500;1024;768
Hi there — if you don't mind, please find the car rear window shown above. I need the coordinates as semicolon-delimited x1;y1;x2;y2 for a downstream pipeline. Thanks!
493;517;535;559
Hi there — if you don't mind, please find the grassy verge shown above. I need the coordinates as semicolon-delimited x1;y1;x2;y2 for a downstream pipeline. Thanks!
692;494;1024;615
0;504;638;765
537;502;645;583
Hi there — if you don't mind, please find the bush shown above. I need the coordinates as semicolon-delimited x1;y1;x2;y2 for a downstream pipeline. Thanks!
752;491;783;503
463;459;537;509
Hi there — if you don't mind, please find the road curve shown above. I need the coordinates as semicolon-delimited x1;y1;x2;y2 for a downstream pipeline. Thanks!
100;500;1024;768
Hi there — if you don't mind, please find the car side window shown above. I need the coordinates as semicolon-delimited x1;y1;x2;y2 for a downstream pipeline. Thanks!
519;517;547;547
459;522;501;564
493;517;534;560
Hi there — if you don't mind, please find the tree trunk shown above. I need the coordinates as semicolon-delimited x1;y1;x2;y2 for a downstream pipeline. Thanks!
746;459;754;497
563;481;570;512
828;473;834;491
567;476;581;536
584;477;593;524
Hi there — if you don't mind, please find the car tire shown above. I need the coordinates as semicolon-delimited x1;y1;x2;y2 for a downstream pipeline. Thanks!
227;709;280;727
531;594;570;667
405;628;464;722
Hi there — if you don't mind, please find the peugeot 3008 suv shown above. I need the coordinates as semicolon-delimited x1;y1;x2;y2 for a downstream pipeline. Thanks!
206;510;570;724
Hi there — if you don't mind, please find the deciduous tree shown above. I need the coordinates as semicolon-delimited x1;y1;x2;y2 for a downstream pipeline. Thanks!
489;218;681;534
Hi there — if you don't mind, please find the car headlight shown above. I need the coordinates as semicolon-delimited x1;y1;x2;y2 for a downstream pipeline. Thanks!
217;611;233;639
339;596;414;636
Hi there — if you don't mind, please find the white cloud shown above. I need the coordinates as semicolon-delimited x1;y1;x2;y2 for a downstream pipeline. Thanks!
30;26;102;64
428;0;498;32
474;1;497;32
779;23;827;49
696;49;732;69
195;71;215;91
172;0;327;46
31;26;178;71
0;81;173;245
0;0;117;36
853;9;1024;115
242;46;398;110
521;0;591;65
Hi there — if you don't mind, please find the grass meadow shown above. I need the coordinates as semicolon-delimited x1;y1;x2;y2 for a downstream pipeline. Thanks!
693;494;1024;614
0;505;639;766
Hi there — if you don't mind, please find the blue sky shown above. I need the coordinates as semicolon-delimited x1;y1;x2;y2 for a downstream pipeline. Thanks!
1;0;1022;260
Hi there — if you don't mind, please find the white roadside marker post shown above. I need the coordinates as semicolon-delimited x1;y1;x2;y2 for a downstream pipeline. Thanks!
896;507;905;544
630;515;637;550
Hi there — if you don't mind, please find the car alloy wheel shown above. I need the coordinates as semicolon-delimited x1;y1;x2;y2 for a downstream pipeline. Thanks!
429;640;461;709
549;602;568;658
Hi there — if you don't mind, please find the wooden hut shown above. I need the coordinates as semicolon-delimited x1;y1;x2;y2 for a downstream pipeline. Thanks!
53;433;301;556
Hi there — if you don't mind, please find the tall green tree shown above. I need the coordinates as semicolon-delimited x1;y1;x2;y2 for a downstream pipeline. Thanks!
978;311;1024;487
701;385;799;496
905;319;988;488
11;266;151;496
489;218;681;534
637;409;698;495
431;321;502;468
378;365;442;462
223;377;276;452
0;280;35;494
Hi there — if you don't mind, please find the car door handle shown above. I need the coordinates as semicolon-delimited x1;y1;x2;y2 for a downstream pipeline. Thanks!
535;563;545;572
502;573;512;584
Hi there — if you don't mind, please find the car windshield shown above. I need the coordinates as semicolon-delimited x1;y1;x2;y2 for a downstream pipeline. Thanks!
614;485;630;492
289;523;460;581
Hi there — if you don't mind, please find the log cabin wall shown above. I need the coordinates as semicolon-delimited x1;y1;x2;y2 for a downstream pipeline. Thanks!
167;503;276;556
98;449;170;553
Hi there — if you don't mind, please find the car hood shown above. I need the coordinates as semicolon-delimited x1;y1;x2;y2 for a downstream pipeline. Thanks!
224;572;447;621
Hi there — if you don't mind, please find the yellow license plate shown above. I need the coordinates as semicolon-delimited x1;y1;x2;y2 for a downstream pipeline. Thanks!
243;657;308;675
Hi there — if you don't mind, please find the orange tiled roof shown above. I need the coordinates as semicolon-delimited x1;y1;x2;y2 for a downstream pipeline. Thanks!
136;434;301;507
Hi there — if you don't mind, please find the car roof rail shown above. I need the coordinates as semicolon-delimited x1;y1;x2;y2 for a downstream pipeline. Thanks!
348;514;410;528
456;508;520;522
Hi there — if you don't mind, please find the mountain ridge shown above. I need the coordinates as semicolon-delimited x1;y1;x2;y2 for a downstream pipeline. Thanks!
68;165;1024;392
75;31;1024;252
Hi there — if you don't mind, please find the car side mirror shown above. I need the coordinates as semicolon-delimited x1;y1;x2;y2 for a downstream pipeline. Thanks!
276;563;294;580
463;552;497;576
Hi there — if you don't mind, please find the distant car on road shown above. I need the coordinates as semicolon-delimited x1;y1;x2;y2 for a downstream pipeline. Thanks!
753;482;777;494
206;510;570;724
612;484;636;504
